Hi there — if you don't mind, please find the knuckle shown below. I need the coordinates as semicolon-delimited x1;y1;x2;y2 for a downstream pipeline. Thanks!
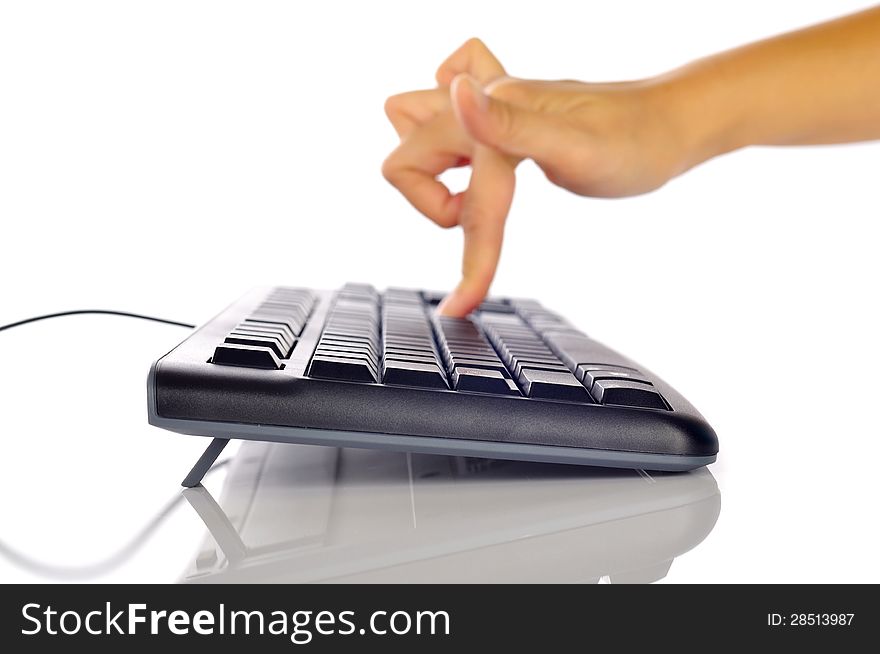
437;197;461;229
380;154;400;184
485;77;524;103
425;203;458;230
464;37;487;52
434;65;450;84
383;94;401;119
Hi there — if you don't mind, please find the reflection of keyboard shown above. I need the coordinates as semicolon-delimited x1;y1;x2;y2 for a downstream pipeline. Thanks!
148;284;719;484
183;443;722;584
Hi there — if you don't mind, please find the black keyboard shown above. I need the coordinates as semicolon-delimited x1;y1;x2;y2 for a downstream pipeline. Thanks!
148;284;718;486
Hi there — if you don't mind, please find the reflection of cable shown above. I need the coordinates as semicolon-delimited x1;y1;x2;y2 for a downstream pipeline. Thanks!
0;308;199;580
0;461;228;581
0;310;195;333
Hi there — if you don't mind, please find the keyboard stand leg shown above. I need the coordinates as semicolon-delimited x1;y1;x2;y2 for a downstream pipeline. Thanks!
181;437;230;488
181;485;248;564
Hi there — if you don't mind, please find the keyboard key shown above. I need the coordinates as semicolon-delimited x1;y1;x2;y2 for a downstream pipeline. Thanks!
224;332;288;358
441;336;486;352
319;337;379;356
500;348;561;367
309;355;378;383
503;344;557;356
328;328;378;339
477;299;514;314
326;317;373;328
386;343;435;354
326;315;379;327
315;344;377;359
446;350;500;364
383;360;448;389
247;314;304;336
511;359;569;377
420;290;447;305
235;324;294;349
341;282;377;294
384;340;435;350
384;342;435;353
384;352;441;365
543;333;633;371
443;340;491;353
213;344;282;370
323;326;378;337
501;336;550;347
481;310;527;325
452;367;520;395
591;379;667;409
447;353;506;364
518;369;591;402
259;302;307;321
243;319;295;342
385;287;422;300
578;365;649;389
315;349;378;368
449;358;510;375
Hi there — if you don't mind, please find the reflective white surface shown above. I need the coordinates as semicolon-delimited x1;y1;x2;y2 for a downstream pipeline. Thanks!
182;443;720;584
0;435;721;584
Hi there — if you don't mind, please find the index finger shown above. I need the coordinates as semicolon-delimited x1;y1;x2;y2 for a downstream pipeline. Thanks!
435;38;506;87
381;111;472;228
384;88;450;139
437;145;516;317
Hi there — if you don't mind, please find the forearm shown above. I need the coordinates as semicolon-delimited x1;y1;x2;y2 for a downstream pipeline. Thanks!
657;5;880;171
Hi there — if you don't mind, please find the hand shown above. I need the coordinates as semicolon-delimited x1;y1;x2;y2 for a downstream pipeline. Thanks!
382;39;689;316
385;8;880;317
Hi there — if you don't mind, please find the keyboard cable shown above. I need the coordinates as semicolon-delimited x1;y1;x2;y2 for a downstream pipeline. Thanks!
0;309;195;333
0;309;218;581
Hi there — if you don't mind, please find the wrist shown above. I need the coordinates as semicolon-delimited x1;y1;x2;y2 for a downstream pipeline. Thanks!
647;59;752;175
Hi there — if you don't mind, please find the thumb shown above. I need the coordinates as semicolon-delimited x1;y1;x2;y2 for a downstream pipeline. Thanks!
450;73;565;164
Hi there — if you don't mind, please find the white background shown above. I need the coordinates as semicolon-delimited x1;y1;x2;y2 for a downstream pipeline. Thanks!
0;0;878;582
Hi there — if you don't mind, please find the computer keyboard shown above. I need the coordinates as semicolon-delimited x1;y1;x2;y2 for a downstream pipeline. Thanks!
148;284;718;486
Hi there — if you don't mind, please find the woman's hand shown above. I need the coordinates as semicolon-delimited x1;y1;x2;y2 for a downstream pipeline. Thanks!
382;39;688;316
383;8;880;316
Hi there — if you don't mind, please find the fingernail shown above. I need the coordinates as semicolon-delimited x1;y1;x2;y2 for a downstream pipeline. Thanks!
435;295;452;316
460;74;488;111
436;291;462;317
